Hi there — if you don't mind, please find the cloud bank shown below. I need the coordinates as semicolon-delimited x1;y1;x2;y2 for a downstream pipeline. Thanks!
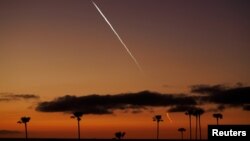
191;84;250;111
0;130;21;135
36;84;250;114
0;93;40;102
36;91;196;114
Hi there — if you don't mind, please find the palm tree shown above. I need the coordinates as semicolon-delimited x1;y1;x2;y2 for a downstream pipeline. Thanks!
71;112;83;140
196;108;205;140
185;109;194;140
17;116;31;140
153;115;163;140
213;113;223;125
115;131;126;140
192;108;204;140
192;110;199;140
178;128;186;140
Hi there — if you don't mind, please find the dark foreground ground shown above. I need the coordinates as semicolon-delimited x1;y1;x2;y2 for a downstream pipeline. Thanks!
0;139;208;141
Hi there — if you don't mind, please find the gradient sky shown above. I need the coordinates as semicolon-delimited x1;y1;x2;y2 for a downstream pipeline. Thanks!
0;0;250;139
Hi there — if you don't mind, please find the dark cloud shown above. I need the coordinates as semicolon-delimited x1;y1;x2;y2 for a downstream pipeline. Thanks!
0;98;10;101
191;84;250;111
36;91;197;114
190;84;226;94
206;105;226;112
210;105;227;112
36;84;250;114
168;105;197;112
243;105;250;111
10;94;39;99
131;109;143;114
217;105;226;111
0;93;40;102
0;130;21;135
200;86;250;105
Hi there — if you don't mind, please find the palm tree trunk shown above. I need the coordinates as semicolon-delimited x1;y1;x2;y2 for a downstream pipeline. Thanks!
181;132;183;140
199;115;202;140
24;123;28;140
156;121;159;140
189;115;192;140
195;115;198;140
77;120;80;140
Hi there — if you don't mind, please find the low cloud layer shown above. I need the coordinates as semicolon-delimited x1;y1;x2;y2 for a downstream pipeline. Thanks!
191;84;226;94
191;84;250;111
168;105;197;112
36;91;197;114
0;93;40;102
36;84;250;114
0;130;21;135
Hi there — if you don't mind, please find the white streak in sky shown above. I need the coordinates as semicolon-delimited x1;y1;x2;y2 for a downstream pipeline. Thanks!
166;112;173;123
92;1;143;72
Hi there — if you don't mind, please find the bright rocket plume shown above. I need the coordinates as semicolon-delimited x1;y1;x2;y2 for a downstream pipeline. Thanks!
92;1;143;72
166;112;173;123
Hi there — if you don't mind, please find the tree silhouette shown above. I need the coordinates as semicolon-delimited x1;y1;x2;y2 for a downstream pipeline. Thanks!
115;131;126;140
71;112;83;140
178;128;186;140
192;108;205;140
213;113;223;125
153;115;163;140
192;110;198;140
196;108;204;140
17;116;31;140
185;109;194;140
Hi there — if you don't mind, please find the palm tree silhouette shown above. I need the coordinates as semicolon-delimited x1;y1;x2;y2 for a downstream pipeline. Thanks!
191;110;198;140
196;108;204;140
192;108;204;140
115;131;126;140
213;113;223;125
178;128;186;140
185;109;194;140
153;115;163;140
17;116;31;140
71;112;83;140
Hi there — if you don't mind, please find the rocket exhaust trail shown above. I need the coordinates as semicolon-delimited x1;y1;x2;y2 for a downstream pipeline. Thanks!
166;112;173;123
92;1;143;72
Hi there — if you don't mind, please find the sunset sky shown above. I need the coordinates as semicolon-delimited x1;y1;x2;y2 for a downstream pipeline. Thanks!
0;0;250;139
